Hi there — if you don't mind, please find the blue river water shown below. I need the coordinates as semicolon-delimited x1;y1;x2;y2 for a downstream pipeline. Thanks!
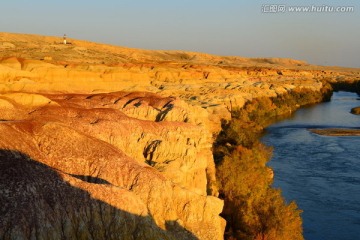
262;91;360;240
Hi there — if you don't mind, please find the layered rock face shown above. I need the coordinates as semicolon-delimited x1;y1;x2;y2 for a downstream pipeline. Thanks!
0;92;224;240
1;32;360;239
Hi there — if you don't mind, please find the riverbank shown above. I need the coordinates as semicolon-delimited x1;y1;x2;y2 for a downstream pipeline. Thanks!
262;91;360;240
214;84;334;240
214;85;360;239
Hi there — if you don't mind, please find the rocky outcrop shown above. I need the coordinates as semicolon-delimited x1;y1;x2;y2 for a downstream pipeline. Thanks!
351;106;360;115
0;150;176;240
0;118;224;239
31;93;215;196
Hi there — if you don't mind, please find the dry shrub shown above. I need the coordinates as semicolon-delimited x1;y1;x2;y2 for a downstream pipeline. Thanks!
214;86;333;240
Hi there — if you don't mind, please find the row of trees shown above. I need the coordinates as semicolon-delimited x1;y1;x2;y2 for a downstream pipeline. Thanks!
214;85;333;239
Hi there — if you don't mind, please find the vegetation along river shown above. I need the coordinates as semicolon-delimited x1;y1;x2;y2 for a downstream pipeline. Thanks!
262;91;360;240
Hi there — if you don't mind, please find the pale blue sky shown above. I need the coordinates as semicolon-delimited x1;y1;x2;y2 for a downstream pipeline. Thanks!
1;0;359;67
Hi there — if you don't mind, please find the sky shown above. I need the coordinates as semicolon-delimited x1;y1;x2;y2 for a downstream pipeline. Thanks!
1;0;360;67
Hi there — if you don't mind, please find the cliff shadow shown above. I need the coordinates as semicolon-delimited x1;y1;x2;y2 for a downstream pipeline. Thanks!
0;149;198;240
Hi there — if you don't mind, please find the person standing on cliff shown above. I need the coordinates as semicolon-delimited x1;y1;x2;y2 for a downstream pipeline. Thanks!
63;34;67;45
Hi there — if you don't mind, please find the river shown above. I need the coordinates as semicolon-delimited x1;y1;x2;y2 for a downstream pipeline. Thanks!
262;91;360;240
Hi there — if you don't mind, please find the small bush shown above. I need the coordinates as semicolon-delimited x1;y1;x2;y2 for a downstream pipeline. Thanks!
217;144;303;240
